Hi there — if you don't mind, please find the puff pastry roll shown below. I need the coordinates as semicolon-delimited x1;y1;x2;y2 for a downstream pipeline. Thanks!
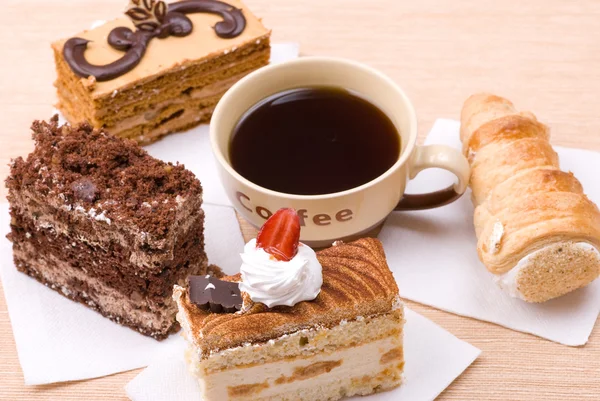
460;93;600;302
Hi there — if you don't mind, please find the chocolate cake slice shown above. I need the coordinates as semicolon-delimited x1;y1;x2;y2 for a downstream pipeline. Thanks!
6;117;207;339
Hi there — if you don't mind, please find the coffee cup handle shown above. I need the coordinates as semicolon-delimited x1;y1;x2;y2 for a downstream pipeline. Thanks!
395;144;470;211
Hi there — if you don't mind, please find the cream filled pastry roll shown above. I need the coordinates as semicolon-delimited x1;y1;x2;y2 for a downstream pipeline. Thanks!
460;93;600;302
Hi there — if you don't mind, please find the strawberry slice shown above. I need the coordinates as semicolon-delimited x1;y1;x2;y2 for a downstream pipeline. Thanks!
256;208;300;261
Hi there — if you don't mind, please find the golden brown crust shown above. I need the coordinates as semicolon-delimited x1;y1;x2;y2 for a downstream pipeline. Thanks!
460;93;600;301
469;136;560;205
174;238;399;355
463;114;549;159
460;93;536;145
475;191;600;273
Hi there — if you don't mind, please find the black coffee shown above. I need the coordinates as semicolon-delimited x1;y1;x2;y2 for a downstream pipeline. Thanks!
229;87;400;195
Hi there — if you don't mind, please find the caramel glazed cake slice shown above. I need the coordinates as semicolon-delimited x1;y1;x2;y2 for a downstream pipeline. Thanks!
52;0;271;145
174;238;404;401
6;118;208;339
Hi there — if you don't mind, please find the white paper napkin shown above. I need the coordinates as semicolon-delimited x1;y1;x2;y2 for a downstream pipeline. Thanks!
0;203;245;385
379;119;600;346
143;43;300;207
125;307;480;401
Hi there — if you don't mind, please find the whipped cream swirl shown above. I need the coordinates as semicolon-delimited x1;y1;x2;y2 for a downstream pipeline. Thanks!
239;239;323;308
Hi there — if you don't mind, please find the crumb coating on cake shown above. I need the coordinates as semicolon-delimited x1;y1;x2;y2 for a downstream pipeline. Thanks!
6;116;202;239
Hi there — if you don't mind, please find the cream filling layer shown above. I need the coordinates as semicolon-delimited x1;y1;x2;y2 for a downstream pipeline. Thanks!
494;242;600;299
105;74;242;133
12;189;202;270
199;336;402;400
133;107;214;144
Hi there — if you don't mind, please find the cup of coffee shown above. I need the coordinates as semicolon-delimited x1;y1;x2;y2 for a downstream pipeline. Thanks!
210;57;470;246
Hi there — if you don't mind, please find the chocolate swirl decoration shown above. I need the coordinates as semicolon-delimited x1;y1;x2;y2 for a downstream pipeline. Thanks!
62;0;246;82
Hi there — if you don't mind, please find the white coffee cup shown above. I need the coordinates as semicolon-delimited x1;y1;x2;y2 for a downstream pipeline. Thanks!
211;57;470;247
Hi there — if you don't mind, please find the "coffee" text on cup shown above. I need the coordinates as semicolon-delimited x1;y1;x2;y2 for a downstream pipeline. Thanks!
236;191;354;226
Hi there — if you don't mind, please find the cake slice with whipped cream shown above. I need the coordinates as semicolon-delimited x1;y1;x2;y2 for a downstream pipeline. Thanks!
174;208;404;401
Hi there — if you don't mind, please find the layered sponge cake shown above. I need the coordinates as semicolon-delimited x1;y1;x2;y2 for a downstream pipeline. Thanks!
6;117;207;339
174;218;404;401
52;0;270;144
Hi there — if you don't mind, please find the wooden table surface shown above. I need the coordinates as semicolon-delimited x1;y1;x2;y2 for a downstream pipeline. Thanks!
2;0;600;400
